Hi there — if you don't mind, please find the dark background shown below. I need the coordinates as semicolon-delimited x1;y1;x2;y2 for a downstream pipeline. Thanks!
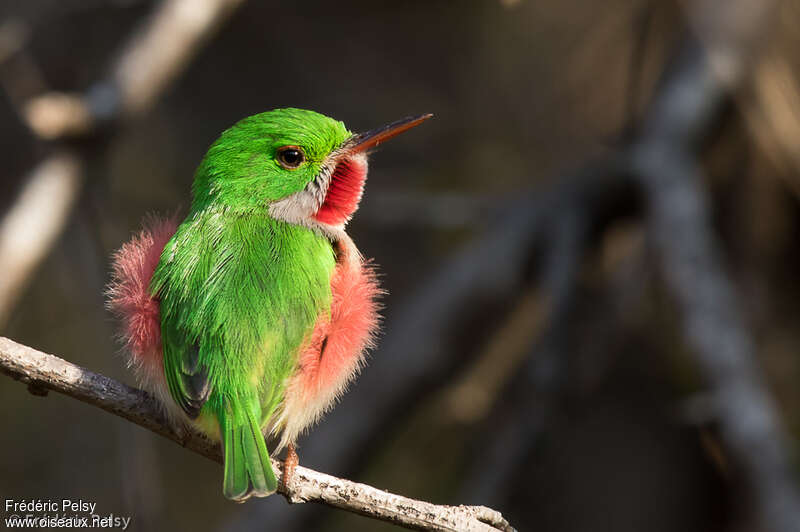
2;1;800;531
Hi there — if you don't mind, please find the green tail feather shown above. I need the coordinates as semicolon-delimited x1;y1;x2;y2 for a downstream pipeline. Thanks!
219;398;277;501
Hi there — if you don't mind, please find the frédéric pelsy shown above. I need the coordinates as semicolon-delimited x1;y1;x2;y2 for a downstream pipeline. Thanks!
5;499;97;514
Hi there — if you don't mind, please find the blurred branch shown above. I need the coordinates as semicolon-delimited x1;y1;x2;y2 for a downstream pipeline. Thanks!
0;19;30;66
111;0;244;117
23;93;94;139
0;336;514;532
469;1;800;528
0;152;84;326
0;19;48;123
461;194;590;507
460;2;800;529
21;0;245;138
438;286;545;426
624;2;800;531
628;44;800;532
0;0;245;329
358;189;506;228
747;55;800;193
624;1;656;133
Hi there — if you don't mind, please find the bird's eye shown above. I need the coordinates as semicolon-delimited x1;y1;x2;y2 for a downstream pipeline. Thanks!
276;146;305;169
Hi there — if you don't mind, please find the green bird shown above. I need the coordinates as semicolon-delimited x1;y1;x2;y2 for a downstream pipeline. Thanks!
107;108;430;500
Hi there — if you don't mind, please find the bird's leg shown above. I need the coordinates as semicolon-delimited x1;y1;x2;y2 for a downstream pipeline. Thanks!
282;443;299;492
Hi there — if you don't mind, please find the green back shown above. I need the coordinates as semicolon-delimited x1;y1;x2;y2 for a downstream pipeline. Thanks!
152;208;335;418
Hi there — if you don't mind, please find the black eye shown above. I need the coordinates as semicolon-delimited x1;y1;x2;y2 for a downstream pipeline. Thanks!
276;146;305;169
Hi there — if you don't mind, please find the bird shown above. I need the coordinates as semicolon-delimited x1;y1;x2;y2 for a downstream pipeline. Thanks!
107;108;431;501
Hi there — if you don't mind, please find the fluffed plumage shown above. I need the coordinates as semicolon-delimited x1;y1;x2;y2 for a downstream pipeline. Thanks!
106;108;428;500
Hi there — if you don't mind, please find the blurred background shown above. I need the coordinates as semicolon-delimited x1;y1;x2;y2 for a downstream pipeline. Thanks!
2;0;800;531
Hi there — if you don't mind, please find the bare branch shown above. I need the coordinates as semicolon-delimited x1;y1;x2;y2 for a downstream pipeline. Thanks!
0;336;514;532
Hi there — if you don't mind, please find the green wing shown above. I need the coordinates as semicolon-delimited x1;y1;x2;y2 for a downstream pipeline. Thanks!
162;322;211;418
150;210;334;499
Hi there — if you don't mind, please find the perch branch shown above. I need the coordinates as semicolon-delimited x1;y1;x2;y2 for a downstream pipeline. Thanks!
0;336;514;532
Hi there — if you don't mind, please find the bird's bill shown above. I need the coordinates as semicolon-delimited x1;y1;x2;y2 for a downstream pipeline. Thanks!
344;113;433;153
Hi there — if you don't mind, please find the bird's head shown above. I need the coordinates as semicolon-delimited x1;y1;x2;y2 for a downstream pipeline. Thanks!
192;108;430;235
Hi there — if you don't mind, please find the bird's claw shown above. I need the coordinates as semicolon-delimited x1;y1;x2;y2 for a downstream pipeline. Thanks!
281;443;300;500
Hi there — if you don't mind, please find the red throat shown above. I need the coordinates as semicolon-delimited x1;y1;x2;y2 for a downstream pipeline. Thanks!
313;157;367;226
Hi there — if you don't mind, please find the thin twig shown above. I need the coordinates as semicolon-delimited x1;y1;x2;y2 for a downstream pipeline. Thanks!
0;336;514;532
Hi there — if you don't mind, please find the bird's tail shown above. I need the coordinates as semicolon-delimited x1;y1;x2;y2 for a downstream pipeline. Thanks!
218;397;277;501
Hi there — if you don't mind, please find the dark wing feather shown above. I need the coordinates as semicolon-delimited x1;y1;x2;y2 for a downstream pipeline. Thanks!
163;326;212;419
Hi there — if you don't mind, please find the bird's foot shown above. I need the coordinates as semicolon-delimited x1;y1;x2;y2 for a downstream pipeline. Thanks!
281;443;300;496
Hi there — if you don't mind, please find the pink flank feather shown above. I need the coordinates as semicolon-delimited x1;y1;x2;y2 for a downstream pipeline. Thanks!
276;236;381;448
107;216;178;383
